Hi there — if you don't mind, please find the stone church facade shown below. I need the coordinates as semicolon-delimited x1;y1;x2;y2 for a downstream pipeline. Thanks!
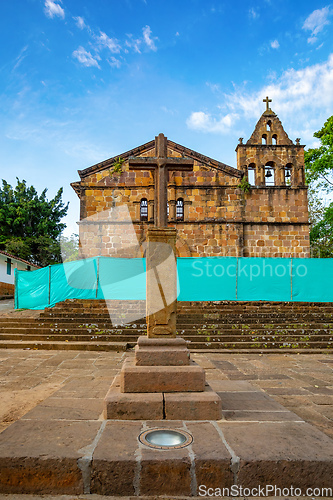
71;99;310;259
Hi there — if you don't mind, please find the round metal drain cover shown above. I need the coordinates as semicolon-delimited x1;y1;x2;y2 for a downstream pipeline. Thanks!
139;428;193;449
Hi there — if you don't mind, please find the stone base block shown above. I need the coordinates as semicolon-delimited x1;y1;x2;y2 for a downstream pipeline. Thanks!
104;383;163;420
135;335;190;366
164;386;222;420
104;381;221;420
120;358;205;393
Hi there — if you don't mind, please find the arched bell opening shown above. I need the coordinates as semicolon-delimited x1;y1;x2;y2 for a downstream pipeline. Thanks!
264;161;275;186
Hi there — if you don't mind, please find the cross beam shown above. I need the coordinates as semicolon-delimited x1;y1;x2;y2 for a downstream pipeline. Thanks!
263;96;272;111
129;133;194;227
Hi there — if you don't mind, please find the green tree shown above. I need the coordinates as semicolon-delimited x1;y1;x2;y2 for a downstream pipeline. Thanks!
305;116;333;257
60;233;79;262
308;189;333;258
304;115;333;192
0;179;68;266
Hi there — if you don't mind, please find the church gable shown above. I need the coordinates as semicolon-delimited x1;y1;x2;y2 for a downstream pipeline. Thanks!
74;136;242;190
247;98;293;146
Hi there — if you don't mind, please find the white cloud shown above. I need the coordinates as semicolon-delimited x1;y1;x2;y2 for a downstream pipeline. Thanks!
302;7;330;44
186;111;239;134
142;25;157;51
270;39;279;49
72;47;101;68
95;31;121;53
125;35;142;53
44;0;65;19
12;46;28;71
73;16;85;29
108;57;122;68
249;8;258;19
186;53;333;139
206;82;220;93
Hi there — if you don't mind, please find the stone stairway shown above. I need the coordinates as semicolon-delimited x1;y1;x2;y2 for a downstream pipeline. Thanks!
0;299;332;352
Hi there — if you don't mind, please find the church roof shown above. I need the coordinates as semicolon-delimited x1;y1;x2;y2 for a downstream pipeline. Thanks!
77;137;242;180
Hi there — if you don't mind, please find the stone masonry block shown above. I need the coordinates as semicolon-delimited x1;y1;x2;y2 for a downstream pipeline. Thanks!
135;335;190;366
120;358;205;393
104;383;163;420
164;385;222;420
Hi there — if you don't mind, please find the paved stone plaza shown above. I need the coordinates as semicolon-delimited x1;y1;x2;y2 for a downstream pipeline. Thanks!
0;348;332;499
0;349;332;438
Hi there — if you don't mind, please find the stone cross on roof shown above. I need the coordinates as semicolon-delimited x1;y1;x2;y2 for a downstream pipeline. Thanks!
129;133;194;227
263;96;272;111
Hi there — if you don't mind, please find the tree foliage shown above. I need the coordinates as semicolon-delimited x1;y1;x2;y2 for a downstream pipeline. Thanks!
308;189;333;258
60;233;79;262
304;116;333;192
0;179;69;267
305;116;333;257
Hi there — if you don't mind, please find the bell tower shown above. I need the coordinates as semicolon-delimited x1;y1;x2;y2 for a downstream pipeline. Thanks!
236;97;305;188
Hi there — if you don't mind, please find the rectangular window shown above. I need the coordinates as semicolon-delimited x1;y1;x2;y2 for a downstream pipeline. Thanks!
248;169;255;186
6;258;12;276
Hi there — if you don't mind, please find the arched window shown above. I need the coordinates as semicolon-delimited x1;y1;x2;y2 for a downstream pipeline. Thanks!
176;198;184;221
167;202;169;217
262;134;267;145
140;198;148;221
266;121;271;131
272;134;277;145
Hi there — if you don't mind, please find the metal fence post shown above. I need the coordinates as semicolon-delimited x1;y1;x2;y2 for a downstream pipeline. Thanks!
96;257;100;299
14;268;18;310
236;257;239;300
48;265;51;306
290;258;293;301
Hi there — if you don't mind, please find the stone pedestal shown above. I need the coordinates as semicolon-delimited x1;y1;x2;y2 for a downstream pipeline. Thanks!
104;227;222;420
104;336;222;420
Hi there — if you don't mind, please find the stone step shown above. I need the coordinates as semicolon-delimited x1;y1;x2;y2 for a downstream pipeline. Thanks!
1;332;332;343
3;318;333;329
0;327;145;335
35;311;333;321
177;322;333;329
1;326;333;338
0;339;331;351
0;340;128;351
183;340;333;349
182;315;333;322
0;333;140;342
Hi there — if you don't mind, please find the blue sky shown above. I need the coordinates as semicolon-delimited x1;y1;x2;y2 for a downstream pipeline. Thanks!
1;0;333;235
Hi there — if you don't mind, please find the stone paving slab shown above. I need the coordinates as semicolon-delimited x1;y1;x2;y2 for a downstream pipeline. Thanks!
0;497;331;500
0;419;102;494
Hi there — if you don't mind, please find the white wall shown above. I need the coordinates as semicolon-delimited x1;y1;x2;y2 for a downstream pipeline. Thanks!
0;254;37;285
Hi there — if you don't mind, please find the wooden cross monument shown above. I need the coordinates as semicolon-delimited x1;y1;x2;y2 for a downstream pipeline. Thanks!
129;133;194;338
104;134;222;422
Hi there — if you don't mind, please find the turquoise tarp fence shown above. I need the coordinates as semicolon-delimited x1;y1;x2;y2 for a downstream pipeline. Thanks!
14;256;333;310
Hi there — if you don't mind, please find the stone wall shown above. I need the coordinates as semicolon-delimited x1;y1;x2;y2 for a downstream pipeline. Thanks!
0;282;14;295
